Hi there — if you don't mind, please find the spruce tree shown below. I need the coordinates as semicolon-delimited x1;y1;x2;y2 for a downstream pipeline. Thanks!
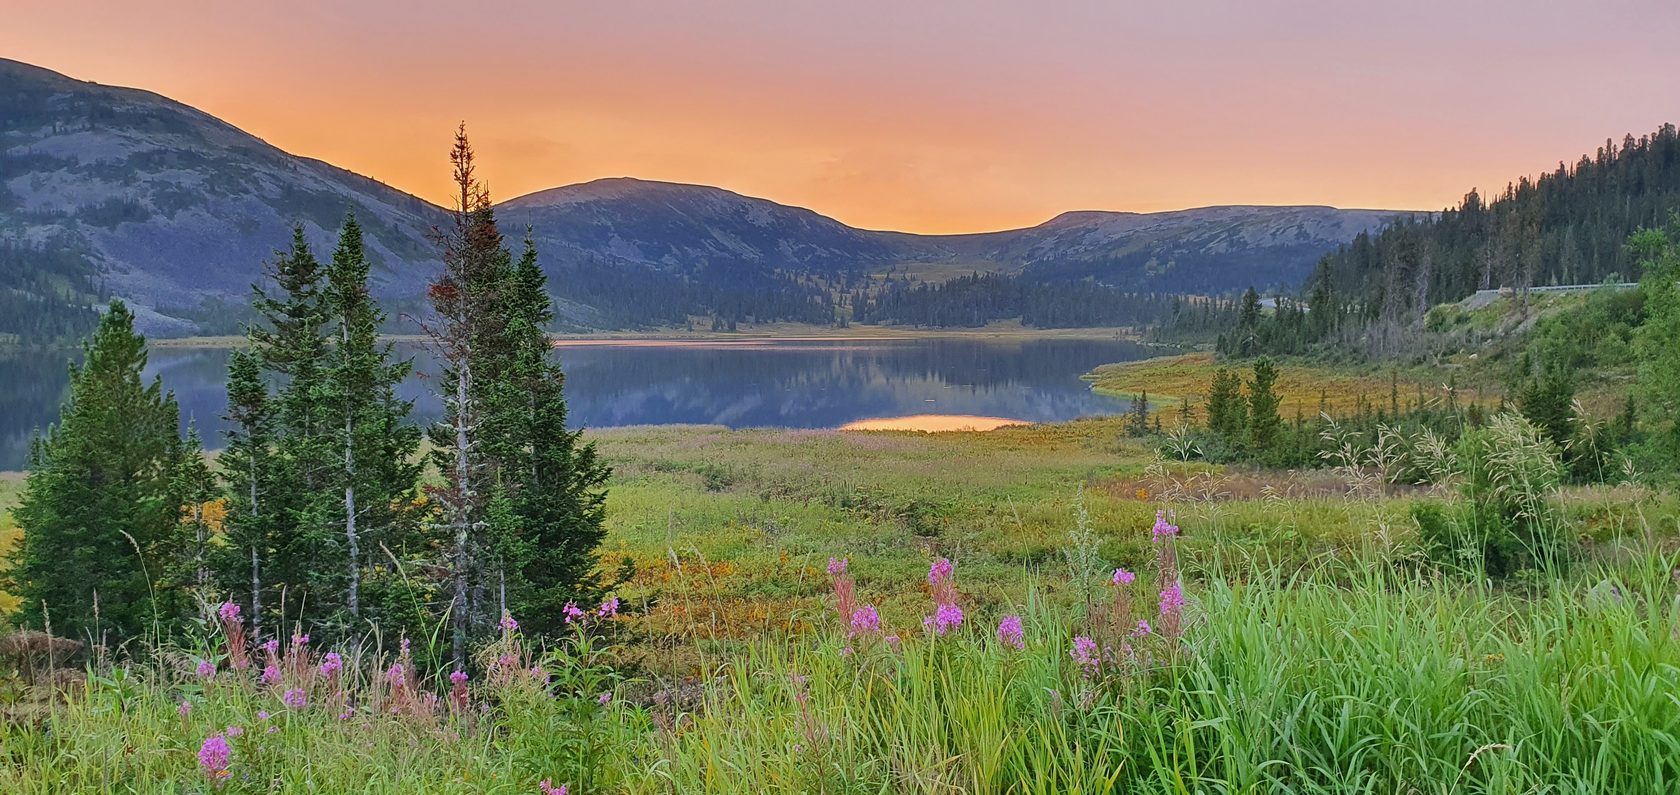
9;301;189;642
428;127;513;665
1205;367;1247;444
227;226;337;631
1246;357;1283;457
322;213;422;623
216;346;276;637
488;234;610;636
427;129;611;660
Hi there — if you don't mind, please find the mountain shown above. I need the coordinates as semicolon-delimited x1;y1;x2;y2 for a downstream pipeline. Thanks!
0;57;1414;336
942;205;1420;294
0;58;445;335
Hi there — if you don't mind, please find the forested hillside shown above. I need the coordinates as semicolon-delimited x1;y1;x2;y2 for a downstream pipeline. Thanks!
1256;124;1680;356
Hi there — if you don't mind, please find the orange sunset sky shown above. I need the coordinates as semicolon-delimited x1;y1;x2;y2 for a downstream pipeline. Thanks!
5;1;1679;233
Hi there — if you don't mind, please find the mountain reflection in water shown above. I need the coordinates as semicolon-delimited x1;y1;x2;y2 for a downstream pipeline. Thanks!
0;337;1150;469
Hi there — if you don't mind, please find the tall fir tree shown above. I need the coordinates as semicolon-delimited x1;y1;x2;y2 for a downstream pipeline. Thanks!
427;128;611;662
322;213;423;624
1246;357;1283;456
486;234;610;636
9;301;190;642
224;227;337;632
216;346;277;638
428;126;513;665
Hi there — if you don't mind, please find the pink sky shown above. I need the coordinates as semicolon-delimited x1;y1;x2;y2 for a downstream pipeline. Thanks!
6;1;1678;233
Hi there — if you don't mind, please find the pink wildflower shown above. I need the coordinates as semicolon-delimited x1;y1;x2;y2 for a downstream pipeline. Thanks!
1133;619;1153;636
217;602;240;623
385;663;405;688
849;604;880;636
319;652;343;678
827;556;848;576
257;710;269;721
261;664;281;686
225;725;244;738
928;557;953;585
1151;511;1179;543
598;691;613;706
281;688;307;709
198;733;231;783
539;780;569;795
1071;635;1101;676
996;614;1025;650
196;659;216;679
178;700;193;720
562;601;586;624
1112;568;1136;586
262;639;279;656
1159;582;1185;615
598;596;620;618
499;611;519;633
923;602;963;635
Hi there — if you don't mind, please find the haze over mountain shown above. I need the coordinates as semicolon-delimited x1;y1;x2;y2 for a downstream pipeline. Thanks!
0;58;1418;335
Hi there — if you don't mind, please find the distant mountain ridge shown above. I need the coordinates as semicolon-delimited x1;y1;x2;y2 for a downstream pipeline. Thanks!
0;57;1419;335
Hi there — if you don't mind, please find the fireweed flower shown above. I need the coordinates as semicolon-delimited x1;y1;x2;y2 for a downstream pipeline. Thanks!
291;633;309;648
1112;568;1136;586
1134;619;1153;636
849;605;880;636
257;710;269;721
319;652;343;678
928;558;953;585
598;691;613;706
262;639;279;656
598;596;621;618
385;663;405;688
281;688;307;709
198;733;231;782
499;611;519;633
1071;635;1101;676
923;602;964;636
178;700;193;720
1151;511;1179;543
1159;582;1185;616
225;725;244;738
217;602;241;623
539;780;569;795
827;557;848;576
196;659;216;679
261;664;281;686
562;601;586;624
996;614;1025;650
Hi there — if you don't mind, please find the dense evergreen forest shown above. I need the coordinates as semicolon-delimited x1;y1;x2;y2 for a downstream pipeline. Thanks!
1238;124;1680;357
0;237;102;344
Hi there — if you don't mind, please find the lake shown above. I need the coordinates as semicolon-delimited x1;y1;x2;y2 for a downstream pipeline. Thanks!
0;337;1151;469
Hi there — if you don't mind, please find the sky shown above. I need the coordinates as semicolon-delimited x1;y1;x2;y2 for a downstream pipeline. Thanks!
5;1;1679;234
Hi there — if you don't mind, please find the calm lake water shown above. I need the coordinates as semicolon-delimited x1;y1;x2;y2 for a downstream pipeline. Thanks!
0;337;1150;469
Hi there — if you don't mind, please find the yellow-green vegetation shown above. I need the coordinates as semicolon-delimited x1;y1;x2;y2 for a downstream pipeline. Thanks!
5;420;1680;791
0;472;21;614
1083;351;1440;417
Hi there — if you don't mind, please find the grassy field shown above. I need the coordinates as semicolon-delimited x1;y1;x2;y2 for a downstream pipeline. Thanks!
5;417;1679;791
1081;351;1486;417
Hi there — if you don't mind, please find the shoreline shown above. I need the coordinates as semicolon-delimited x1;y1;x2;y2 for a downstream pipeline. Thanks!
145;322;1143;349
